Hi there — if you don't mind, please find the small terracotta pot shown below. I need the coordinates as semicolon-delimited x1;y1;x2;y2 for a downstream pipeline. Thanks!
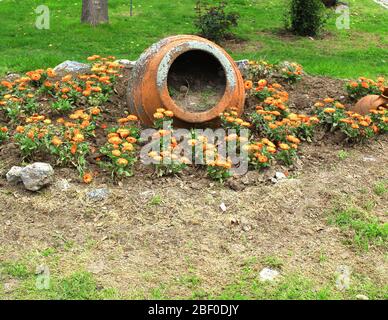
127;35;245;127
351;87;388;115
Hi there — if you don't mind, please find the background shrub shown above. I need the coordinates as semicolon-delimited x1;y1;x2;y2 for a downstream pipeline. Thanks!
284;0;327;37
194;1;240;42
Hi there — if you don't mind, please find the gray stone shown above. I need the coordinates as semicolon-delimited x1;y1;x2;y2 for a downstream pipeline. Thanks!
362;156;376;162
87;188;109;201
6;166;24;184
115;59;136;68
259;268;280;282
235;59;250;74
20;163;54;191
219;202;227;212
55;179;71;191
275;172;287;181
53;60;91;75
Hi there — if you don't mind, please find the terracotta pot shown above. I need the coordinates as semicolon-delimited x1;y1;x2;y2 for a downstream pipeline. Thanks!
127;35;245;127
351;87;388;115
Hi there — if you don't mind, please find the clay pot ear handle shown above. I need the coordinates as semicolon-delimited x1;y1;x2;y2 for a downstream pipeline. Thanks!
382;87;388;99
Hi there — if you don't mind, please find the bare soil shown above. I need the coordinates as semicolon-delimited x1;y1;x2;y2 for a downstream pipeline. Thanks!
0;73;387;298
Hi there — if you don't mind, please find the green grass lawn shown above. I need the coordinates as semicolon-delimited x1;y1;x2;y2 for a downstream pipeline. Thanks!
0;0;387;78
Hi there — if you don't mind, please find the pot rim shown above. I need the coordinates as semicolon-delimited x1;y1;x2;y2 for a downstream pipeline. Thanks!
157;40;238;123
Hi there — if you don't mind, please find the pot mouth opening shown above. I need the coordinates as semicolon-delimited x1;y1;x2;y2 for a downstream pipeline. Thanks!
166;50;227;113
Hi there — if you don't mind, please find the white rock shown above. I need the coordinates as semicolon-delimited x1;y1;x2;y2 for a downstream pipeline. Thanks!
7;163;54;191
356;294;369;300
20;163;54;191
55;178;71;191
53;60;91;75
236;59;250;72
275;172;287;180
115;59;136;67
362;156;376;162
6;166;24;184
270;177;278;184
87;188;109;201
220;202;227;212
259;268;280;282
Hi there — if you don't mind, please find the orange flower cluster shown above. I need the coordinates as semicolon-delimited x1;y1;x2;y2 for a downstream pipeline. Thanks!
99;116;140;178
346;77;385;100
315;98;387;140
220;107;251;131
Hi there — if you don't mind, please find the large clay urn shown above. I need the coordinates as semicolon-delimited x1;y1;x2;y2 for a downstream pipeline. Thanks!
351;87;388;115
127;35;245;127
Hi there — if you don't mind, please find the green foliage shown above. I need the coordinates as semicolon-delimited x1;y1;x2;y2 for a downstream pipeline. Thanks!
194;1;239;42
51;99;74;113
285;0;327;36
57;272;99;300
374;180;387;196
328;207;388;251
262;256;284;269
1;262;30;279
337;150;349;161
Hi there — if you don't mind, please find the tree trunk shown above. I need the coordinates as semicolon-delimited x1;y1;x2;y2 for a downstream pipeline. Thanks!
81;0;109;25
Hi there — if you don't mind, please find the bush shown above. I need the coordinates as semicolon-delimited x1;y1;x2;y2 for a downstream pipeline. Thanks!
285;0;327;37
194;1;239;42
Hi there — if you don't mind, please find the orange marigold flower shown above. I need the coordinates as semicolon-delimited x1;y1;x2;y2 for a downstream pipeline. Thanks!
52;136;62;146
116;158;128;166
279;143;290;150
286;135;301;144
244;80;253;90
257;155;268;163
126;136;137;144
153;112;164;119
324;108;336;114
108;136;122;145
361;82;369;89
70;144;77;154
61;75;72;82
164;110;174;117
30;73;41;81
122;142;134;152
47;68;56;77
323;98;334;104
72;133;84;143
16;126;25;133
112;149;121;157
117;128;130;138
91;107;101;115
83;172;93;184
127;115;138;121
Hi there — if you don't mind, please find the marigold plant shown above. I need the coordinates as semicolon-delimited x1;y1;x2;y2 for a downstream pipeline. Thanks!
206;154;233;183
0;126;9;144
278;61;304;83
346;77;385;100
